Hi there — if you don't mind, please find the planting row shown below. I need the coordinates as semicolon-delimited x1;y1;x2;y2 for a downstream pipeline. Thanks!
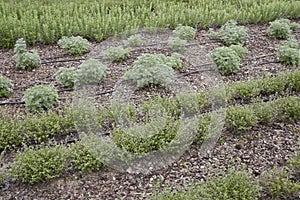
1;20;299;104
1;68;300;151
1;0;300;48
0;95;299;185
152;161;300;200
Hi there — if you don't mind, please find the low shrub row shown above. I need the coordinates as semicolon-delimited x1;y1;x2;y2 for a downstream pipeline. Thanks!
1;69;300;150
152;168;261;200
226;69;300;101
153;160;300;200
10;141;102;184
5;95;300;184
0;111;74;151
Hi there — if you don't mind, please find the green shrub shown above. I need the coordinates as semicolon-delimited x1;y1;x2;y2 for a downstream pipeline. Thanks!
277;96;300;121
267;19;298;39
11;146;67;183
258;76;287;96
124;54;175;88
229;44;248;60
22;111;75;143
112;119;178;154
253;102;275;125
288;152;300;179
24;85;58;113
209;28;219;40
167;37;187;52
287;69;300;92
0;117;23;150
13;38;27;54
55;67;77;88
75;59;107;86
0;169;4;184
278;38;300;66
226;105;259;133
69;142;102;173
226;81;261;101
102;46;131;62
58;36;90;56
210;47;241;76
153;168;261;200
173;24;196;40
0;75;11;98
0;111;74;150
260;167;300;199
220;20;248;46
160;53;183;70
13;38;40;70
123;34;145;47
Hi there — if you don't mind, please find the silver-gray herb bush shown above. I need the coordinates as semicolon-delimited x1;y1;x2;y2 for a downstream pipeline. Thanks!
58;36;91;56
24;85;58;113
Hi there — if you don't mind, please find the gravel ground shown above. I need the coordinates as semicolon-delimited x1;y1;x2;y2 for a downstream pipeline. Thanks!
0;19;300;199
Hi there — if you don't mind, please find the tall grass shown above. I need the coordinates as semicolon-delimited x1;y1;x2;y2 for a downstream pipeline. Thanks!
0;0;300;48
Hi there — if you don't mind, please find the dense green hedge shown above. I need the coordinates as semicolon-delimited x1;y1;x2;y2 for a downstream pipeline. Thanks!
1;0;300;48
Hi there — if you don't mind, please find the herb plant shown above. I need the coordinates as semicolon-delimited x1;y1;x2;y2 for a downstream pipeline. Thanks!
55;67;77;88
220;20;248;46
58;36;91;56
11;146;67;183
167;37;187;52
210;47;241;76
278;37;300;66
268;19;298;39
75;59;107;86
123;34;145;47
102;46;131;62
229;44;248;60
24;85;58;113
124;53;175;88
0;75;11;98
173;24;196;40
13;38;41;70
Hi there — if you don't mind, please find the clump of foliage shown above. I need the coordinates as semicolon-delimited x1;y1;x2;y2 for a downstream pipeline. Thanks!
13;38;41;70
153;168;261;200
226;105;259;133
288;151;300;179
277;96;300;121
220;20;248;46
69;142;102;173
210;46;241;76
123;34;145;47
278;37;300;66
24;85;58;113
75;59;107;86
173;24;196;40
163;53;183;70
112;120;178;154
103;46;131;62
267;19;299;40
11;146;67;184
0;111;74;150
229;44;248;60
260;167;300;199
209;28;219;40
0;75;12;98
55;67;77;88
58;36;90;56
167;37;187;52
124;54;175;88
